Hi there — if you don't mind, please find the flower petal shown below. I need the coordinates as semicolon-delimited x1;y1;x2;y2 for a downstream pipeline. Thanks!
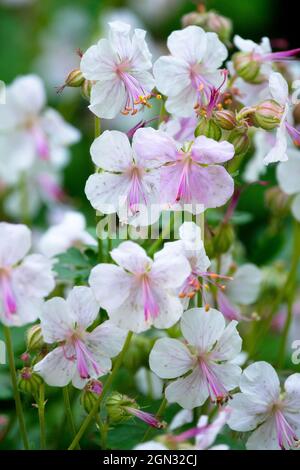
165;367;209;409
89;263;132;310
0;223;31;267
39;297;75;343
149;337;194;379
240;362;280;405
192;136;235;164
90;130;133;170
89;79;126;119
167;26;207;64
34;346;76;387
246;417;279;450
180;308;225;351
211;321;242;361
88;320;127;358
66;286;99;328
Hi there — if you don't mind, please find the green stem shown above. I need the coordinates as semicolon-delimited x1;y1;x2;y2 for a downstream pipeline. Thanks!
19;172;30;226
277;294;294;369
63;386;80;450
38;383;46;449
142;397;168;442
148;223;172;257
68;331;134;450
3;326;30;450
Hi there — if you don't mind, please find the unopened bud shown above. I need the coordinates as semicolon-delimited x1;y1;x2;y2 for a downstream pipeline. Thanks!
228;128;250;156
80;380;103;414
106;392;136;424
233;52;264;84
265;186;290;216
213;223;235;256
214;109;237;130
65;69;84;88
26;324;44;352
81;80;92;101
182;11;232;44
253;100;284;130
195;117;222;141
18;368;43;396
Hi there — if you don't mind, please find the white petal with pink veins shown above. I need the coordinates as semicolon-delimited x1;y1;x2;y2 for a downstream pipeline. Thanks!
89;264;132;310
165;367;209;409
180;308;225;352
90;130;133;171
66;286;99;329
167;26;207;64
34;346;76;387
39;297;76;343
0;223;31;267
149;337;194;379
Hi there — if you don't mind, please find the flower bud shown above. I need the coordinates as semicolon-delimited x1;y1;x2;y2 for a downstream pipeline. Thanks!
214;109;237;130
182;11;232;45
81;80;92;101
18;368;43;396
233;52;263;84
195;117;222;141
265;186;290;217
80;380;103;414
213;223;235;256
228;128;250;156
26;324;44;352
65;69;84;88
253;100;284;130
106;393;136;424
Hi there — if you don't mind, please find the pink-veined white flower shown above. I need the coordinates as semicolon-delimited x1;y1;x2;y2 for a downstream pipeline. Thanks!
137;128;235;213
38;211;96;258
0;223;55;327
277;148;300;221
154;26;228;117
159;116;198;144
85;129;163;227
0;75;80;185
149;308;242;409
34;286;126;389
228;362;300;450
88;241;191;333
264;72;300;164
80;21;155;119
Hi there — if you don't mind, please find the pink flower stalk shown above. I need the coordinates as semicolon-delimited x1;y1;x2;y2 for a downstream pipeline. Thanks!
0;223;55;327
80;21;155;119
125;407;164;429
34;286;126;389
228;362;300;450
89;241;190;333
150;308;242;409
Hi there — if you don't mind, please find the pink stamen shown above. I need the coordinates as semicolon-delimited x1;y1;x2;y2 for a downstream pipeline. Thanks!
172;424;208;443
141;275;159;322
262;48;300;62
217;290;241;321
0;271;17;319
175;160;192;203
74;339;101;379
191;70;213;107
118;70;150;115
200;360;229;404
128;168;146;213
285;122;300;146
125;407;164;429
275;410;298;450
31;126;49;160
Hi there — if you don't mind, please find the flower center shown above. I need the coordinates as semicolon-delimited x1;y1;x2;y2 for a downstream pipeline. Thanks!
68;334;101;380
116;64;151;115
0;268;17;319
141;274;159;322
274;409;298;450
174;154;193;203
199;358;230;405
190;64;214;109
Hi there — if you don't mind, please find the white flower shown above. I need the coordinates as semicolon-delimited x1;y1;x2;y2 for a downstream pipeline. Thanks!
80;21;155;119
89;241;191;333
228;362;300;450
264;72;300;164
0;75;80;185
85;129;163;227
243;130;273;182
0;223;55;326
154;26;228;117
277;148;300;221
159;116;198;144
38;211;96;258
34;286;126;389
149;308;242;409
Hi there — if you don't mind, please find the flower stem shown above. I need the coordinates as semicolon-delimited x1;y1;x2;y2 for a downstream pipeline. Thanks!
63;386;80;450
3;326;30;450
38;383;46;449
142;397;168;442
68;331;134;450
19;172;30;226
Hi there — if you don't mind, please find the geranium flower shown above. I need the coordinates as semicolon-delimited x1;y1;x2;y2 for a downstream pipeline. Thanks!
159;116;198;144
34;286;126;389
38;211;96;258
89;241;190;333
80;21;155;119
149;308;242;409
0;223;55;326
228;362;300;450
0;75;80;185
85;129;164;226
154;26;228;117
139;129;235;213
264;72;300;164
277;148;300;221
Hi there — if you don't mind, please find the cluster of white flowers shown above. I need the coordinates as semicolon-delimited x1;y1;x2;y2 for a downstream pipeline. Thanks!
1;12;300;452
